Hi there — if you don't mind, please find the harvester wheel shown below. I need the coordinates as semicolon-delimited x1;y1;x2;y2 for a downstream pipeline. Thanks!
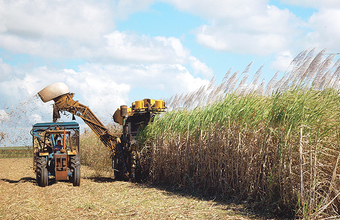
130;151;142;183
135;154;142;183
113;155;123;181
36;156;48;187
70;155;80;186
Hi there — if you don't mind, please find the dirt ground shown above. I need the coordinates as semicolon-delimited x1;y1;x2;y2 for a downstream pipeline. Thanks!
0;158;259;219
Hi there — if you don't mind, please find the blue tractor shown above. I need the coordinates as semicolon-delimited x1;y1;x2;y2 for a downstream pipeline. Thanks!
31;122;81;187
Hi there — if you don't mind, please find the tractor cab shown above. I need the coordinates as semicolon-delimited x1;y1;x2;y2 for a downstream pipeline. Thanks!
31;122;80;187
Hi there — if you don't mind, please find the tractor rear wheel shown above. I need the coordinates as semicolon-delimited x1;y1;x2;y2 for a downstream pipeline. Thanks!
36;156;48;187
70;155;80;186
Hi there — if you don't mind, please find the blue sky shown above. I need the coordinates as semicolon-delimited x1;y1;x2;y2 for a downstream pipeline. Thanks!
1;0;340;146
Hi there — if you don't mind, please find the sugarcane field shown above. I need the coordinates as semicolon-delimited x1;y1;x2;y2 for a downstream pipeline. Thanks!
4;1;340;219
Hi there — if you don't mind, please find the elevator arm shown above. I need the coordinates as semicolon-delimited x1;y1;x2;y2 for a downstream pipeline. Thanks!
53;93;119;155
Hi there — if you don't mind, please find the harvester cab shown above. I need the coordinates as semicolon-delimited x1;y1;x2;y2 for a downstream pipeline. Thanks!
31;122;80;187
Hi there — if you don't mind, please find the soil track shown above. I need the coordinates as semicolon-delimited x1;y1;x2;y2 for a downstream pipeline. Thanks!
0;158;258;219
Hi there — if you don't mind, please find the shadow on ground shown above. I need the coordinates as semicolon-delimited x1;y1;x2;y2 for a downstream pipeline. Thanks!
77;175;288;219
137;182;291;220
85;176;116;183
1;177;36;184
1;177;69;186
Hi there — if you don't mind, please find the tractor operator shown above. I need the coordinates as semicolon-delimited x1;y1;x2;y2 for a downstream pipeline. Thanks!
53;140;63;151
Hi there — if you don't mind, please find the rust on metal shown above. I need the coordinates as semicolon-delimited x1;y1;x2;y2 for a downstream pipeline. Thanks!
54;154;68;180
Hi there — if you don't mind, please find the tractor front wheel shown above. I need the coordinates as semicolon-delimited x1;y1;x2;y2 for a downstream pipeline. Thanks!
36;156;48;187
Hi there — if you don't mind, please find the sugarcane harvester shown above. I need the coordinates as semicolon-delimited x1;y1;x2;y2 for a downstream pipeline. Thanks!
112;97;166;181
37;82;166;182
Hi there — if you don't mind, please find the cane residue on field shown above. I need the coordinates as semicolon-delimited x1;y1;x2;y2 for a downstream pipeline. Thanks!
0;158;256;219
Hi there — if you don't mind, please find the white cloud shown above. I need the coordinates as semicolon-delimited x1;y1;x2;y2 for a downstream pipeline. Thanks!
63;70;130;122
78;62;209;96
158;1;305;56
0;58;13;81
189;56;213;78
0;65;129;125
0;0;113;58
304;8;340;51
29;113;43;123
279;0;340;8
162;0;267;19
0;1;199;67
112;0;155;20
174;70;209;93
103;31;190;64
0;109;9;122
0;0;113;41
0;0;214;97
0;57;209;127
167;0;340;58
195;5;303;55
271;51;294;72
0;0;156;59
162;0;340;73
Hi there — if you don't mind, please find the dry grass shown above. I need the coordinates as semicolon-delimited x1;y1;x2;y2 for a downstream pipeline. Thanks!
0;158;258;219
80;123;122;177
0;146;32;158
80;128;113;177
